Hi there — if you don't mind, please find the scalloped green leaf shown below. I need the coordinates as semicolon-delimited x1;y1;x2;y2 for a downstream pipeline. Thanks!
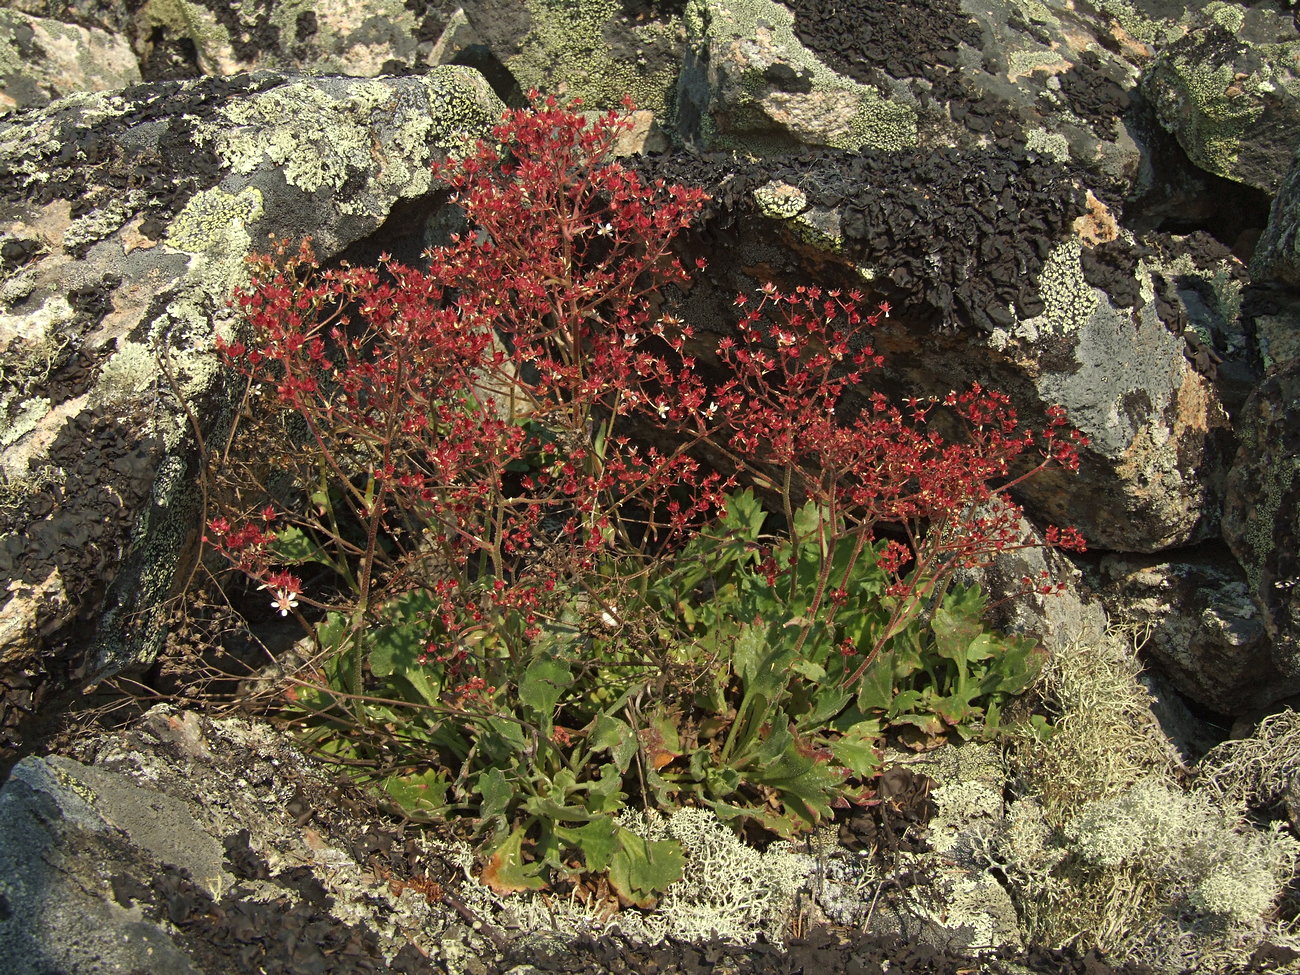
608;831;684;907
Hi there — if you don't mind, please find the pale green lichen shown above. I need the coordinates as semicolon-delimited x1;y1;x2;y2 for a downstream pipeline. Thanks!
1012;0;1055;26
196;70;496;196
92;341;157;409
0;294;72;452
1090;0;1171;46
1204;1;1246;34
62;192;149;253
842;92;918;152
789;207;844;253
752;181;807;219
441;807;810;947
0;462;62;511
1024;127;1071;161
133;0;232;75
198;81;383;194
508;0;682;116
1160;56;1261;178
0;11;141;109
1065;779;1298;926
992;627;1300;972
423;65;502;159
1007;49;1063;80
0;396;50;449
1031;238;1098;332
1198;709;1300;811
166;185;264;255
0;295;73;392
1240;454;1296;593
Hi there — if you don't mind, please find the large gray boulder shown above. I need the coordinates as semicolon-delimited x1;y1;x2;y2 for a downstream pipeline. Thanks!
0;69;502;752
0;705;470;974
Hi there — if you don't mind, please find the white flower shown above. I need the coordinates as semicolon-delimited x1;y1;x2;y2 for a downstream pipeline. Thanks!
596;222;614;237
270;589;299;616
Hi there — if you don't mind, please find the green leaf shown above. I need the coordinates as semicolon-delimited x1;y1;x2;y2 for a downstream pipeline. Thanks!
792;500;830;539
481;827;547;894
590;714;638;772
522;796;597;823
931;601;984;663
721;489;767;540
608;830;684;907
377;769;448;819
268;525;334;567
854;651;896;713
828;720;883;778
314;611;350;655
555;816;620;872
519;658;572;718
475;767;514;822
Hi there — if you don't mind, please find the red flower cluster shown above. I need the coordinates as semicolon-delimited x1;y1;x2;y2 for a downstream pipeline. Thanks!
210;90;1087;708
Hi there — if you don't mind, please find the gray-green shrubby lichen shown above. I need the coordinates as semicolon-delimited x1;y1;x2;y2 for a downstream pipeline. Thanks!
443;807;809;946
1064;778;1298;925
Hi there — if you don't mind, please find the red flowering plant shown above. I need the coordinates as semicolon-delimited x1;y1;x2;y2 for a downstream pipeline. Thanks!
204;91;1086;900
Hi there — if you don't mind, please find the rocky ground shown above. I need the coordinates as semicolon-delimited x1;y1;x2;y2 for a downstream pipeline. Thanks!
5;0;1300;972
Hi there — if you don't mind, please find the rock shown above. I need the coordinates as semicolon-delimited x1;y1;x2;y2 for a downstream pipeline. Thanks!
0;69;503;755
1141;16;1300;194
128;0;439;79
676;0;919;153
0;9;141;114
780;0;1144;188
0;756;205;974
1097;552;1294;714
1223;360;1300;685
1252;148;1300;288
0;704;472;974
457;0;686;117
643;145;1240;552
